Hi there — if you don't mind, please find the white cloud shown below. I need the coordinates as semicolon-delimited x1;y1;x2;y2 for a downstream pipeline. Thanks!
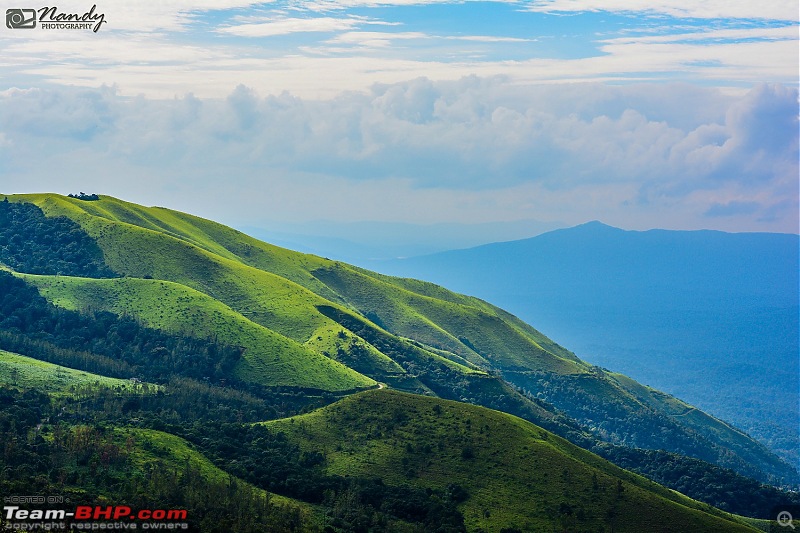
2;31;795;100
217;16;366;37
0;0;795;100
451;35;536;43
594;35;798;83
327;31;430;47
603;25;798;45
294;0;495;12
0;80;795;233
525;0;798;21
293;0;797;21
2;8;794;100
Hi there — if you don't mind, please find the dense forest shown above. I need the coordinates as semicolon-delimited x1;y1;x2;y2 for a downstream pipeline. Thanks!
513;370;749;474
595;445;800;518
182;421;468;532
0;199;116;278
0;380;468;531
0;387;311;533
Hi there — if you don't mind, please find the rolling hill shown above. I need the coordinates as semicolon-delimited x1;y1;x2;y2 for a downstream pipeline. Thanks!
264;389;757;532
0;192;796;531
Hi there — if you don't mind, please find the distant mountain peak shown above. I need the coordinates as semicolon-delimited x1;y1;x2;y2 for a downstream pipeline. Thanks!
571;220;621;231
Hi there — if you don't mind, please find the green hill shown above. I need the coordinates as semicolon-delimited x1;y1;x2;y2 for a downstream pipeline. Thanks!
0;349;150;395
18;273;376;391
0;192;796;515
264;389;756;532
121;427;319;526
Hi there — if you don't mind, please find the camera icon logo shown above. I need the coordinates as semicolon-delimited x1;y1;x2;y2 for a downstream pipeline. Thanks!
6;8;37;29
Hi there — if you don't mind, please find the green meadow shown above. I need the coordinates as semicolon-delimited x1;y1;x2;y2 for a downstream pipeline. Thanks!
20;273;375;391
0;350;147;395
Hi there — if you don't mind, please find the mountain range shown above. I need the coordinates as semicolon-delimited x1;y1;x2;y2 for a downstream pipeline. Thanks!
0;193;796;532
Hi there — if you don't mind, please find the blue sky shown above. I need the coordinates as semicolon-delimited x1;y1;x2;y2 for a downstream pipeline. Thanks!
0;0;797;242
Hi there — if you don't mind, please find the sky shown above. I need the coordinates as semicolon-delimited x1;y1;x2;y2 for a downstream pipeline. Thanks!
0;0;798;247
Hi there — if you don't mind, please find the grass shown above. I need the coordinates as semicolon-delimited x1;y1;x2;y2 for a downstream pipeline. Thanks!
22;194;351;344
303;321;408;378
13;194;584;375
313;264;586;374
358;269;585;364
20;273;375;392
0;349;151;395
264;389;758;533
124;428;231;482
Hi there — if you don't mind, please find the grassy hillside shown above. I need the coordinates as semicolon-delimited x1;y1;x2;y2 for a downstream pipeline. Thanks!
3;193;795;486
312;264;583;374
17;271;590;447
19;273;375;391
11;193;574;373
0;349;148;395
264;389;756;533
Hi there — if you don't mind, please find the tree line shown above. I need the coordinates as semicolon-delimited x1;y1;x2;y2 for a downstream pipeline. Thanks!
0;270;242;384
0;200;116;278
0;386;310;533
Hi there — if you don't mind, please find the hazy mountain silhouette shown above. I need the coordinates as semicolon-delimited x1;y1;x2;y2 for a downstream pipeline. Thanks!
376;222;800;467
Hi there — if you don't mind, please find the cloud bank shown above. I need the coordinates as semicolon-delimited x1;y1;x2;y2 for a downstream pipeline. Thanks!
0;79;796;232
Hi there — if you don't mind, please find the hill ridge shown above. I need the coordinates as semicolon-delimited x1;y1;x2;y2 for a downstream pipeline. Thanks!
3;192;796;488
